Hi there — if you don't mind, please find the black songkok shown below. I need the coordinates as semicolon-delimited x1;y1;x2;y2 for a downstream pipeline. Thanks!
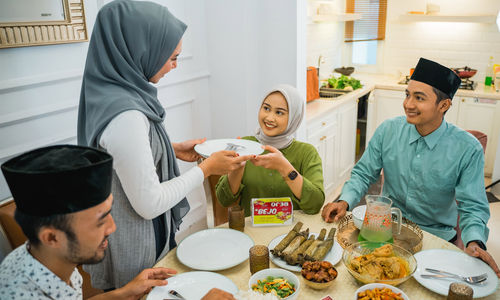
410;57;461;99
1;145;112;216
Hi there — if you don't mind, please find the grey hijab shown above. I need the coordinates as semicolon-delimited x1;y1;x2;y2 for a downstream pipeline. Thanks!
255;84;305;149
77;0;189;228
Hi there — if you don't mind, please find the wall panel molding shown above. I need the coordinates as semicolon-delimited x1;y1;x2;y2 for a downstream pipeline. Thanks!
0;69;82;91
0;101;78;128
156;70;210;89
0;131;76;160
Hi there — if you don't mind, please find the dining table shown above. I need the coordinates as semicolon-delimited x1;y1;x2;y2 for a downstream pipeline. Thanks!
149;211;499;299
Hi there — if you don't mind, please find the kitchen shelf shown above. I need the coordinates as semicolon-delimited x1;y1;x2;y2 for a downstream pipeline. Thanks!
312;13;362;23
399;14;497;23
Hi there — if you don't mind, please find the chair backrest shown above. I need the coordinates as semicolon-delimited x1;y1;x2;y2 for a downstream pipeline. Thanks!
466;130;487;153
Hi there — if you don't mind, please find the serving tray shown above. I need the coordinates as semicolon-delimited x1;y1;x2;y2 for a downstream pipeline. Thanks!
336;214;423;254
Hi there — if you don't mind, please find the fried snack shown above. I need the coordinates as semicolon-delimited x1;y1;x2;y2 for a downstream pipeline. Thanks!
350;244;409;280
301;261;338;283
308;228;336;262
285;235;315;265
357;287;405;300
299;228;326;263
271;222;303;256
280;228;309;258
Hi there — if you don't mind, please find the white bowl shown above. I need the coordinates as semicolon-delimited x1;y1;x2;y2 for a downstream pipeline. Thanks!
354;283;410;300
248;268;300;300
352;205;366;229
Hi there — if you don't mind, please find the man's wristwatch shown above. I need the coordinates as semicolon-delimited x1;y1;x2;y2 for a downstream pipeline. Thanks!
286;170;298;181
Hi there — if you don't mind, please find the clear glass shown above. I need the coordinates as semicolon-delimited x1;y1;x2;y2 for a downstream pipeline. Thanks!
359;195;401;243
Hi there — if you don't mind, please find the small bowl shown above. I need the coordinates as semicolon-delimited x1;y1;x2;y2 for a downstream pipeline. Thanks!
354;283;410;300
352;205;366;229
301;261;337;290
342;242;417;286
302;277;336;290
248;268;300;300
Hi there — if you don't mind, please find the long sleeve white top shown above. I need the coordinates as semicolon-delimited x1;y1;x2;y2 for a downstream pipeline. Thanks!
99;110;204;220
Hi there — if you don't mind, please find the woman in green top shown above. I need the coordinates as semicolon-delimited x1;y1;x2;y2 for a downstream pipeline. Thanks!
216;84;325;216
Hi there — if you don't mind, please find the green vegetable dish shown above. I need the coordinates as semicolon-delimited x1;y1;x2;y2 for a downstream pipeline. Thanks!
325;75;362;90
251;276;296;298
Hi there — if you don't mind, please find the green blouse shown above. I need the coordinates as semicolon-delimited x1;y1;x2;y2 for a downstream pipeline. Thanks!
215;136;325;216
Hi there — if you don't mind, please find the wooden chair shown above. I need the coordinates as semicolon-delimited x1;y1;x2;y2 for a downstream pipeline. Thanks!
0;200;103;299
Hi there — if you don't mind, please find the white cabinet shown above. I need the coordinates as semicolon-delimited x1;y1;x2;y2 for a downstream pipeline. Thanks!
338;99;358;182
308;114;338;194
456;97;499;175
307;98;358;196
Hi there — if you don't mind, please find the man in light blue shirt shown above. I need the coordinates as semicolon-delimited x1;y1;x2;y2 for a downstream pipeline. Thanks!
321;58;500;277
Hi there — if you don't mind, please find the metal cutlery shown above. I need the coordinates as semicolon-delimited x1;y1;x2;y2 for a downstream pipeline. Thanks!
224;143;245;152
165;289;186;299
422;268;488;284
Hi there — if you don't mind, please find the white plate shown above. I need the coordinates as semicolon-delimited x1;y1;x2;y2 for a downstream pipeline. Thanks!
413;249;499;298
268;232;343;272
354;283;410;300
176;228;254;271
194;138;264;158
146;271;238;300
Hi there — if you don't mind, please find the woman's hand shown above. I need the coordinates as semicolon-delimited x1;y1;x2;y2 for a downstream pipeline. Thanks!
465;242;500;278
199;151;254;178
173;138;206;162
251;145;292;177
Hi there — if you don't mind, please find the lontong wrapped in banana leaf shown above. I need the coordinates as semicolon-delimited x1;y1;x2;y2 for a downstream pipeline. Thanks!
310;227;336;261
284;235;315;265
299;228;327;263
270;222;303;256
279;228;309;258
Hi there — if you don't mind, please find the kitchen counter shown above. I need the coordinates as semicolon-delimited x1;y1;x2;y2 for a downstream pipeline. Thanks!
307;73;500;122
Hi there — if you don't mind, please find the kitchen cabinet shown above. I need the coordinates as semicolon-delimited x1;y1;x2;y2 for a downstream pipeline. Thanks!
308;114;338;194
307;98;358;196
367;89;499;175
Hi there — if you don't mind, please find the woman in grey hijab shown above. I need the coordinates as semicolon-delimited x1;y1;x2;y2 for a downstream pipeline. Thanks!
215;84;325;217
77;0;251;290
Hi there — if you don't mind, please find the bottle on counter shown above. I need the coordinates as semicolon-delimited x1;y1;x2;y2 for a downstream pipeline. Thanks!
494;66;500;92
485;56;494;86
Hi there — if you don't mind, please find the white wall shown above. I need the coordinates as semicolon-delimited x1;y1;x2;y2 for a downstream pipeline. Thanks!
205;0;307;140
0;0;213;237
381;0;500;78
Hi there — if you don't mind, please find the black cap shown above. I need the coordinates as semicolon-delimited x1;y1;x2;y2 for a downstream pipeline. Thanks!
1;145;113;216
410;57;461;99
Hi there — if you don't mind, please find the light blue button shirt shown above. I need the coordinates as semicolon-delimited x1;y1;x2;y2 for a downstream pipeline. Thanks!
341;116;490;245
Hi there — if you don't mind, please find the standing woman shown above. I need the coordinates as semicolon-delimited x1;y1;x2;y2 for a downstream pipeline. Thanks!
216;84;325;216
78;0;250;290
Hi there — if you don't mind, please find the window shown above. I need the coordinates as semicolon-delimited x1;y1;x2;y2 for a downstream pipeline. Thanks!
345;0;387;65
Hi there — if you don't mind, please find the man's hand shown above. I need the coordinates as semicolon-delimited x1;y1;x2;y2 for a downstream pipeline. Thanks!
201;288;236;300
173;138;206;162
321;201;348;223
251;145;291;176
465;242;500;278
110;267;177;300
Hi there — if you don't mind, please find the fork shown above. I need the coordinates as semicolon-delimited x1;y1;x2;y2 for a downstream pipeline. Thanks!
422;268;488;284
166;289;185;299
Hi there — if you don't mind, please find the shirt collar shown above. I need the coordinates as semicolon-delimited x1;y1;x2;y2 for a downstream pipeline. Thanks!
408;119;448;150
20;242;82;299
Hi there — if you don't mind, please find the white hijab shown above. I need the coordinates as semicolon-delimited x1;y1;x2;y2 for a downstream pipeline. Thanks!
254;84;305;150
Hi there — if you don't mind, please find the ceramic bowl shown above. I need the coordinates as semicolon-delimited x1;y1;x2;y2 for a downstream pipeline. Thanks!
352;205;366;229
354;283;410;300
248;268;300;300
301;261;338;290
342;241;417;286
